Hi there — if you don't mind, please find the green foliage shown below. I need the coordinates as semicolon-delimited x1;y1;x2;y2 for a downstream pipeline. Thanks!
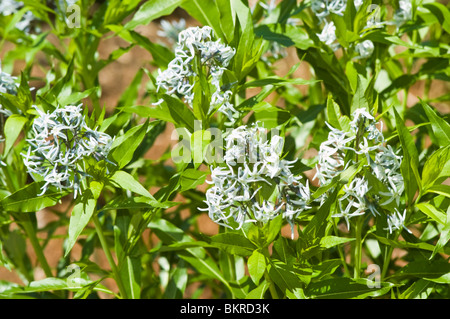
0;0;449;300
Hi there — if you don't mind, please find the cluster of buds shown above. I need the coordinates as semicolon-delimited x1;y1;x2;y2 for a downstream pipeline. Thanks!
21;104;113;197
314;108;409;234
200;122;311;238
156;26;237;122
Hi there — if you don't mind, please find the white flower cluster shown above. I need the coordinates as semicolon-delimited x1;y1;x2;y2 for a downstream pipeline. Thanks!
156;26;237;122
22;104;113;197
311;0;347;22
200;122;311;238
0;0;37;32
312;0;376;58
314;108;408;234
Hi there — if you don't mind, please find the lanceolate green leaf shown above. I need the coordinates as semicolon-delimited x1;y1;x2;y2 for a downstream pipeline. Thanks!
431;206;450;259
416;202;446;225
181;0;225;40
421;101;450;147
0;182;68;213
110;120;150;169
3;114;27;156
421;146;450;188
305;278;393;299
393;108;419;205
124;0;186;30
109;170;154;199
388;260;450;282
210;233;256;257
65;190;97;257
247;250;266;285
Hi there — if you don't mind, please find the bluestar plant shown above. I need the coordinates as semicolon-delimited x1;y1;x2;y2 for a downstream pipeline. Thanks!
314;108;407;233
22;104;113;197
200;122;311;238
156;26;237;122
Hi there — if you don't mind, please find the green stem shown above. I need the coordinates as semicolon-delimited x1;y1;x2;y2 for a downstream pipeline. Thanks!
17;214;53;278
92;214;128;299
381;229;401;280
381;246;394;280
353;216;364;279
333;221;351;277
264;270;279;299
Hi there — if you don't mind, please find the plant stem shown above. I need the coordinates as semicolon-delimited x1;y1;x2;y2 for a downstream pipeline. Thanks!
353;216;364;279
333;221;351;277
92;214;128;299
264;270;279;299
17;213;53;278
381;246;394;280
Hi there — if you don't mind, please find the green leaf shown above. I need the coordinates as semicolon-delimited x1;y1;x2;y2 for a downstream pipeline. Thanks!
319;236;356;249
3;114;27;155
423;2;450;34
126;30;175;68
421;101;450;147
247;250;266;285
268;260;307;293
114;217;141;299
398;279;434;299
261;215;283;247
162;94;196;132
110;120;149;169
0;277;114;296
251;102;291;129
422;146;450;188
124;0;186;30
216;0;235;43
243;76;316;89
425;185;450;198
326;94;342;130
58;87;100;106
388;261;450;282
0;182;67;213
163;260;188;299
304;187;338;240
254;23;314;50
65;190;96;257
181;0;225;40
311;259;342;280
394;108;419;205
416;202;446;226
351;75;369;114
305;278;393;299
373;234;450;255
100;195;175;211
431;206;450;259
245;281;270;299
109;170;154;199
210;233;256;257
